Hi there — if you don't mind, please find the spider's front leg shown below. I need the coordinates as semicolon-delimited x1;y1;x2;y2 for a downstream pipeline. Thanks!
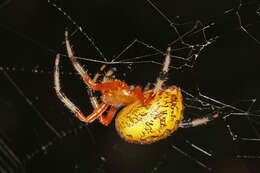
65;30;97;90
54;54;109;123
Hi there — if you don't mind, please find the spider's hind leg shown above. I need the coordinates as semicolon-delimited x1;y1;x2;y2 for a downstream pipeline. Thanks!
179;113;219;128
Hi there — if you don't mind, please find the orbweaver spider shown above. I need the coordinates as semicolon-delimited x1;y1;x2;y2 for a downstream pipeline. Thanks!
54;31;219;144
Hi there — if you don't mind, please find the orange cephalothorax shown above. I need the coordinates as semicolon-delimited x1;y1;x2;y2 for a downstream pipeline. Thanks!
99;80;140;106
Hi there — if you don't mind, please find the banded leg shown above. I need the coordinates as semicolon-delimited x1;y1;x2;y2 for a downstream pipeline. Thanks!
65;30;96;89
93;65;106;82
179;113;219;128
54;54;109;123
144;47;171;105
54;54;82;117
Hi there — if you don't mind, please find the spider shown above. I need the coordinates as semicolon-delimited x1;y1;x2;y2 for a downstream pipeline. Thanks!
54;31;219;144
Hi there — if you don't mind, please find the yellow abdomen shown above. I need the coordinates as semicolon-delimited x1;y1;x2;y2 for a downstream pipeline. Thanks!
115;87;184;144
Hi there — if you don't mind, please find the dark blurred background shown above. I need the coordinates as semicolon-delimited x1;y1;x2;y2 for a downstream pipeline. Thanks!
0;0;260;173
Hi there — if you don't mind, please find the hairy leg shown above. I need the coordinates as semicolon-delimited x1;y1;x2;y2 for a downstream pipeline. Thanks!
54;54;109;123
179;113;219;128
145;47;172;104
65;30;97;89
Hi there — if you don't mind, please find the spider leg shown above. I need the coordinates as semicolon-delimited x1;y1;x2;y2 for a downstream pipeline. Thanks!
89;66;118;126
145;47;172;104
102;67;115;83
54;54;109;123
99;106;118;126
93;64;106;82
88;65;107;108
65;31;97;89
54;54;83;117
179;113;219;128
88;88;99;109
83;102;109;122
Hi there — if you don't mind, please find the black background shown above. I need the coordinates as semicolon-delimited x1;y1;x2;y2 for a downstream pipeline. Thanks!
0;0;260;173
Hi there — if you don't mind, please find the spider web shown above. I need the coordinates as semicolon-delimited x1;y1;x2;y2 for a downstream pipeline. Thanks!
0;0;260;172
